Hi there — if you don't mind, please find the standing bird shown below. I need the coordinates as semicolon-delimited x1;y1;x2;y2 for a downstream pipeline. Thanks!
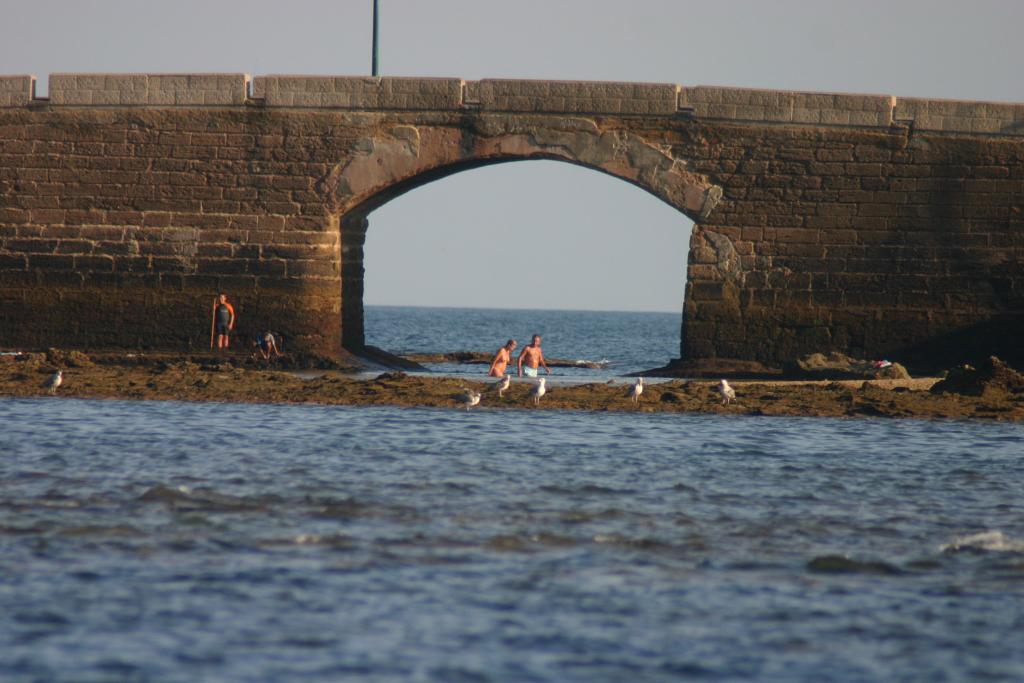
458;388;481;411
629;377;644;405
530;377;547;406
718;379;736;405
46;369;63;395
492;374;511;398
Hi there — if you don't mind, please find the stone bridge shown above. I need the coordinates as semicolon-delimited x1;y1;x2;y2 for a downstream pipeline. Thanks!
1;74;1022;371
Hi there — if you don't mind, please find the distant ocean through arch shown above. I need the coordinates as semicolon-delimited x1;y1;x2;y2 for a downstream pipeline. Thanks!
364;305;682;377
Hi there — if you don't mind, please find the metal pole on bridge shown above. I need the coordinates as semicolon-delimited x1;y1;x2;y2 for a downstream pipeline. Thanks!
371;0;381;77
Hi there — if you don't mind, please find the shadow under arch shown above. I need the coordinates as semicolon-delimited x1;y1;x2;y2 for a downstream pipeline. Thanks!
322;121;722;351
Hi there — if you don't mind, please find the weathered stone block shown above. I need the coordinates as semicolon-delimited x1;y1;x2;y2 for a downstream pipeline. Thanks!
28;254;75;270
0;254;28;269
895;97;1024;135
471;79;678;115
74;255;114;271
254;76;463;110
49;73;250;106
0;75;35;107
682;86;894;127
6;238;58;253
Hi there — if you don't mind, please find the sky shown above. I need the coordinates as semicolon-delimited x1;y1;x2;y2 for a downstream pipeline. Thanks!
1;0;1022;312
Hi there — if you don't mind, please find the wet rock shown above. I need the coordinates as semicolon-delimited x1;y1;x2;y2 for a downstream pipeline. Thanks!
375;371;408;382
930;357;1024;397
849;403;888;417
45;348;93;368
875;363;911;380
0;355;1019;420
486;535;529;552
138;485;192;504
18;353;47;369
641;358;781;378
789;352;910;380
806;554;903;575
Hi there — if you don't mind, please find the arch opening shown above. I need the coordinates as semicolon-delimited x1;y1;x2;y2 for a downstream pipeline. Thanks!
343;158;696;375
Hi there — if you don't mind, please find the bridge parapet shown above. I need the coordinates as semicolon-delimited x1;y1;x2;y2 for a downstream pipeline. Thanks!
680;86;895;127
47;73;250;106
894;97;1024;134
253;75;462;109
0;75;35;106
2;72;1023;136
464;79;678;115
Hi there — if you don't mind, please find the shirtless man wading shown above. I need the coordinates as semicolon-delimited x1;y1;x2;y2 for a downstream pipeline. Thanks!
517;334;551;378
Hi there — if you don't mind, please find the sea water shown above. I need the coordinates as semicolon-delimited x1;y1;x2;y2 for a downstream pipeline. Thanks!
2;398;1024;682
3;307;1024;681
364;306;681;376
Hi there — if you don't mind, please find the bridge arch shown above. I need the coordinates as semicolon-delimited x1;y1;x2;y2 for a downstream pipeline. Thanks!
322;120;723;349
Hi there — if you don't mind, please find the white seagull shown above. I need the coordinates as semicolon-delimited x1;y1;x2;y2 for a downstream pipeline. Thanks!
46;369;63;395
629;377;644;405
492;374;511;398
530;377;547;406
458;388;481;411
718;379;736;405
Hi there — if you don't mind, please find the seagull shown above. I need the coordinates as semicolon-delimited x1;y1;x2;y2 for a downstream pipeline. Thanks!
458;388;481;411
530;377;547;406
718;379;736;405
492;374;511;398
629;377;644;405
46;369;63;395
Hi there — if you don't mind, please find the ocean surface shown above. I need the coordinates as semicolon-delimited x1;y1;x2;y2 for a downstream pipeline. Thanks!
365;306;681;377
3;308;1024;682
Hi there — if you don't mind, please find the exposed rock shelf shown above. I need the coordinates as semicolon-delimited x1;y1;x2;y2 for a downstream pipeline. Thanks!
3;351;1023;421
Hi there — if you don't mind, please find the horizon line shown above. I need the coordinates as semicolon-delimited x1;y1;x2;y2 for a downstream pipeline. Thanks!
364;303;682;315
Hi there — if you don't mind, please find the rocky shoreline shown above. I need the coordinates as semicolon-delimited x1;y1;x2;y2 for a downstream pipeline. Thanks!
2;350;1023;421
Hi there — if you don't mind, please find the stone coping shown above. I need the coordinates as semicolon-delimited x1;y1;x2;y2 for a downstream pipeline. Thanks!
1;74;1022;135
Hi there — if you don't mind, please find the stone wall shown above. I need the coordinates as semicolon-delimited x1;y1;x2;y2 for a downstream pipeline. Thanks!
1;74;1022;369
0;76;35;107
681;123;1024;370
0;104;345;355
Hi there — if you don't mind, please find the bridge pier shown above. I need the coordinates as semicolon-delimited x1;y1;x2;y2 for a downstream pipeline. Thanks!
340;213;369;351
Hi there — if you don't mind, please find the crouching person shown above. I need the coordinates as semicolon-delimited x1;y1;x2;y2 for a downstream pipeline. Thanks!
251;331;283;363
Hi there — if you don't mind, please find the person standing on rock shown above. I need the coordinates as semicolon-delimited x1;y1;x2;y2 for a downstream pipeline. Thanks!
211;293;235;352
488;339;517;377
517;334;550;378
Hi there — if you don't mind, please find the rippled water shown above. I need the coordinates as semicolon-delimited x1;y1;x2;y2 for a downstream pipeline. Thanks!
3;398;1024;682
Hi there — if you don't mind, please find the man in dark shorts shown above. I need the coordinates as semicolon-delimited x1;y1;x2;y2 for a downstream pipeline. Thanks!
212;293;235;352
